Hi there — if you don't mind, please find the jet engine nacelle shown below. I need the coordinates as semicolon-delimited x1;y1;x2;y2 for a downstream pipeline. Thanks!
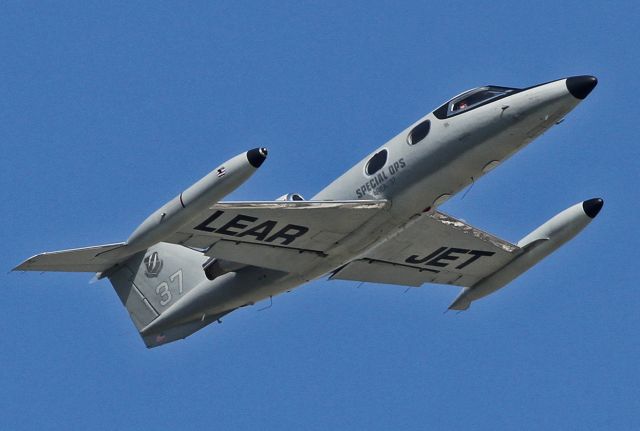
449;198;603;310
202;257;244;280
125;148;268;254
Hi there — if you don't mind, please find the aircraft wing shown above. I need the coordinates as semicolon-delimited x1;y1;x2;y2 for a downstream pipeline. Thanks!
330;211;523;287
164;200;390;275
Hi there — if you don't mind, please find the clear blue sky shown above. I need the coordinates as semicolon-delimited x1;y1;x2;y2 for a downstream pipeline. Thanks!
2;1;638;429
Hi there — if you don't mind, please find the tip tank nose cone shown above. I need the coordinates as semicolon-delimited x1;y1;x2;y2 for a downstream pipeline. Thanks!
582;198;604;218
247;147;268;168
566;75;598;99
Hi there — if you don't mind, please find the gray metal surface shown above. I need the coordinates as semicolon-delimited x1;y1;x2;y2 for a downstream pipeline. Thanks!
331;210;521;288
166;200;389;252
14;76;602;348
14;242;126;272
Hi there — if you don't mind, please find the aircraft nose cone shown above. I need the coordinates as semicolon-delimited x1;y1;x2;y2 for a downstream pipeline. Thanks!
566;75;598;99
246;147;268;168
582;198;604;218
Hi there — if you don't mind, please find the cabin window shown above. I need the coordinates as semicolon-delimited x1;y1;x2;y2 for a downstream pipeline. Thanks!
407;120;431;145
365;149;388;176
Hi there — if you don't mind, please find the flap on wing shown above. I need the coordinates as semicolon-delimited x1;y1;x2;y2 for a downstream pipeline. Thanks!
167;200;389;252
205;239;325;275
331;210;522;288
14;242;127;273
333;260;438;287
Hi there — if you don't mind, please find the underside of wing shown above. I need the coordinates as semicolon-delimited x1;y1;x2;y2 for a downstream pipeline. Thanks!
164;200;389;273
203;239;327;275
331;210;522;288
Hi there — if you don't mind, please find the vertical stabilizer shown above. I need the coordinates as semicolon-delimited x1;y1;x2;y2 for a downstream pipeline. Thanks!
107;242;212;346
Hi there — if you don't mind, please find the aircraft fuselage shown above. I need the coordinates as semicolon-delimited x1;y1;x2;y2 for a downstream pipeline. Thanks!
158;76;595;327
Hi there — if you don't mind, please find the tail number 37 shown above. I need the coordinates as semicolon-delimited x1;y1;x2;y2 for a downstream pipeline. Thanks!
155;269;183;306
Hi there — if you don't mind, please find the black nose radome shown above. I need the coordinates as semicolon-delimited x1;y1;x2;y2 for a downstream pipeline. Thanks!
582;198;604;218
247;147;268;168
566;75;598;100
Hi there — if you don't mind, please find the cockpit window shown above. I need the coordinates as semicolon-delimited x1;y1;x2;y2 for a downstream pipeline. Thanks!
433;85;520;119
449;87;515;115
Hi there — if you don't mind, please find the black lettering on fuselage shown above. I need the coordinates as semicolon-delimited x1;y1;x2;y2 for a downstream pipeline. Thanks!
355;158;405;197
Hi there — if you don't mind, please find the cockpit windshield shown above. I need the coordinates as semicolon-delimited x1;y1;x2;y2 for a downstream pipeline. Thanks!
433;85;520;119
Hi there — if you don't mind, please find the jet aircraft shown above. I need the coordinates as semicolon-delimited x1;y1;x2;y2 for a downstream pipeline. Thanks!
15;75;602;348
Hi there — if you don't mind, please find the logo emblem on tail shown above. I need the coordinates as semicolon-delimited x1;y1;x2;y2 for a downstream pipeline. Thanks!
144;251;163;278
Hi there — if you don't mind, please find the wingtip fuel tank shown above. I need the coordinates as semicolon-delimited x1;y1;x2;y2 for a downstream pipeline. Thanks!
449;198;604;311
124;148;268;254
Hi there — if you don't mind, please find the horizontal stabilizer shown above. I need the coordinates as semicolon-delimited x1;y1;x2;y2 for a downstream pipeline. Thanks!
14;243;127;273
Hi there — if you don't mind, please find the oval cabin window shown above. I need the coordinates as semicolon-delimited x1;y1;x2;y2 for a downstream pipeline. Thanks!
407;120;431;145
365;149;388;176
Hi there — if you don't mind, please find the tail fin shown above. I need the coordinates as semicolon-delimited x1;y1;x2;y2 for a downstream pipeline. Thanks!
107;242;215;348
